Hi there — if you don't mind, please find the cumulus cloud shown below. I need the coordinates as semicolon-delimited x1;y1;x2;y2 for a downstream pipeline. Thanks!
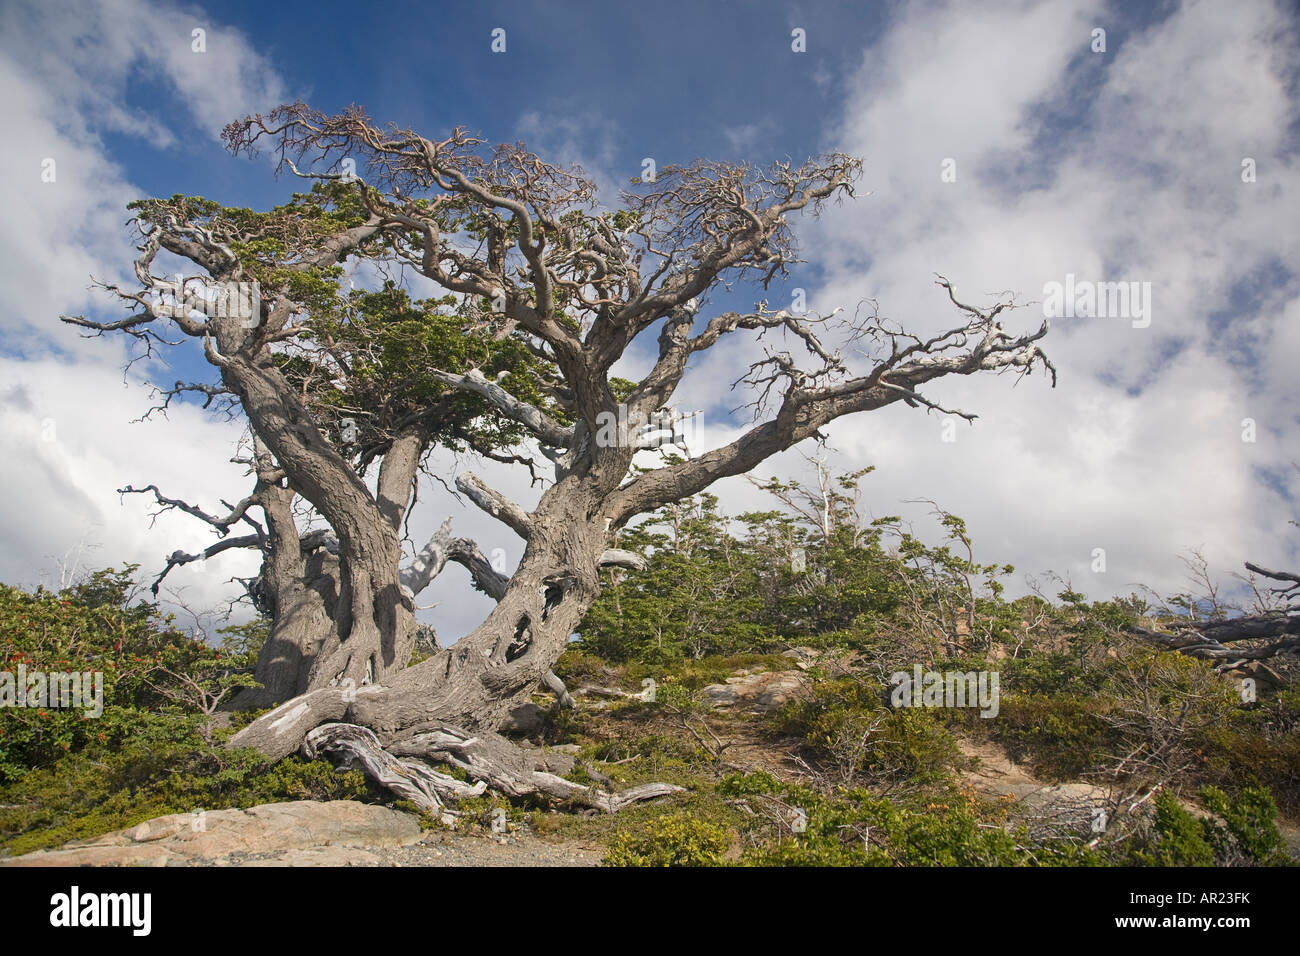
0;355;260;596
550;0;1300;615
785;0;1300;601
0;0;287;621
515;108;625;207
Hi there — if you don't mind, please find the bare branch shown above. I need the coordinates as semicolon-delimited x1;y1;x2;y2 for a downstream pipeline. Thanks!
598;549;648;571
454;473;533;539
430;367;573;447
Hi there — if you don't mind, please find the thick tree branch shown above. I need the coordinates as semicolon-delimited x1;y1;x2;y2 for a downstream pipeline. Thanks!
1128;560;1300;665
429;367;573;447
610;281;1053;523
454;473;534;539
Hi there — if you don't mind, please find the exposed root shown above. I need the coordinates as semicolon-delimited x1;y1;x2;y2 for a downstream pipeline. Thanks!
391;724;684;812
303;723;485;817
305;721;683;816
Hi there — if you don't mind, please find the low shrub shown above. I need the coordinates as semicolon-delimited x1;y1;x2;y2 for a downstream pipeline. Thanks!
604;813;733;866
1130;787;1287;866
770;678;960;786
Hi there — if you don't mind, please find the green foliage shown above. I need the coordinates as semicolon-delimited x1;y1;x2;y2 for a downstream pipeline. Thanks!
770;677;960;786
964;647;1241;789
1200;690;1300;818
577;495;769;663
567;471;1299;836
624;652;790;691
604;813;733;866
0;567;374;854
448;792;529;834
590;733;712;781
718;773;1094;867
277;280;559;456
1139;792;1216;865
1199;786;1288;863
129;184;566;477
1132;787;1286;866
986;693;1116;781
552;648;615;685
651;680;700;713
2;459;1295;868
0;568;262;781
1;743;371;856
578;482;912;664
991;650;1094;697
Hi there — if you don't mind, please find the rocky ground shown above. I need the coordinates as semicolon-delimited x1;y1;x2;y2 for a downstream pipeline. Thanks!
6;739;1296;865
4;653;1296;865
0;799;603;867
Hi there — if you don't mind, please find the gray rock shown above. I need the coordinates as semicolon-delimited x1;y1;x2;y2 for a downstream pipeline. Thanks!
781;647;820;670
500;702;547;735
2;800;423;867
703;670;807;712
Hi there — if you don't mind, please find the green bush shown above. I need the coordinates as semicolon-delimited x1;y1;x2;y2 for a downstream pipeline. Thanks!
1135;792;1216;866
0;743;371;855
1199;786;1288;864
604;813;733;866
717;774;1096;867
627;653;793;691
988;693;1115;781
589;733;712;782
0;568;261;781
0;567;382;855
770;678;959;785
1200;692;1300;818
552;648;611;686
1131;787;1287;866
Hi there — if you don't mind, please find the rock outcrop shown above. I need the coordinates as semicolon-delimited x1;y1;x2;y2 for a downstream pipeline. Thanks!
703;669;807;712
2;800;423;867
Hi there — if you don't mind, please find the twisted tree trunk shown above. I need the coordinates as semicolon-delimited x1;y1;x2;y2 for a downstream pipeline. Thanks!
229;476;611;761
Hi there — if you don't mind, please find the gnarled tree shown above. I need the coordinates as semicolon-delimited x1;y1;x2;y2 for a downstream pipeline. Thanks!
64;103;1054;810
1128;562;1300;674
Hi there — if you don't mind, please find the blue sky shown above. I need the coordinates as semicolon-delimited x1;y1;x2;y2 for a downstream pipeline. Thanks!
1;0;1298;641
109;1;882;201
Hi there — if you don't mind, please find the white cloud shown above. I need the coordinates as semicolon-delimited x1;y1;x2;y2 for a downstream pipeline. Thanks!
514;108;624;208
0;0;287;625
0;355;260;609
783;0;1300;603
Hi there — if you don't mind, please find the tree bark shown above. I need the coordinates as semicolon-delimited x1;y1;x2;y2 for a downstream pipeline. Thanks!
307;722;682;814
230;474;617;760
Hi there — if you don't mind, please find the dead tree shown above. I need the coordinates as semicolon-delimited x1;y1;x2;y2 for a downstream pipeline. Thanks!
1128;562;1300;675
63;103;1054;805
